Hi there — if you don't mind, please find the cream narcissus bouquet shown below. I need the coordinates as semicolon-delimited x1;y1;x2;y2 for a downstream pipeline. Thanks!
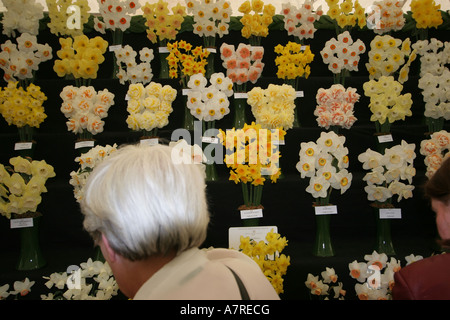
0;156;55;219
125;82;177;138
0;82;47;141
320;31;366;85
219;42;264;92
166;40;210;85
247;84;296;131
274;42;314;84
363;76;413;133
53;35;109;85
280;1;323;41
413;39;450;77
218;122;285;208
94;0;141;36
114;45;154;85
186;72;233;122
365;35;417;83
187;0;232;47
420;130;450;178
0;33;53;84
142;0;186;45
296;131;352;205
46;0;90;37
367;0;406;34
239;230;290;295
1;0;44;37
314;84;359;131
358;140;416;204
325;0;366;31
60;85;115;140
69;144;118;202
238;0;276;46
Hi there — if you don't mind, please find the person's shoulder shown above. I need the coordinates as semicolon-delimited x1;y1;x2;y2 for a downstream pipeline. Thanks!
203;247;253;262
399;252;450;275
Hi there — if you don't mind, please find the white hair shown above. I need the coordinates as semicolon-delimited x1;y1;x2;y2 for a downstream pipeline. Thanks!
80;143;210;261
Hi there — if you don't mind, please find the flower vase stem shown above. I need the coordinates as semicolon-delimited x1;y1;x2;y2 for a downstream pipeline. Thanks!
313;214;334;257
233;98;247;129
182;94;194;130
375;209;395;255
206;51;215;79
16;216;46;271
159;51;170;79
203;121;219;181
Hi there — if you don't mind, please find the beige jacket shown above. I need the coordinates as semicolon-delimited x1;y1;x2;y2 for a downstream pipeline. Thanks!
133;247;280;300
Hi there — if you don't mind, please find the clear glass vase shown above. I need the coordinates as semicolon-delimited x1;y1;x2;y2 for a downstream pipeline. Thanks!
16;216;46;271
313;214;334;257
374;209;396;255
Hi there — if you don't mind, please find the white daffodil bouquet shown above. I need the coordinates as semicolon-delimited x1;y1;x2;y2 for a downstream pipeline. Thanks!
358;140;416;204
296;131;352;205
114;45;154;85
0;156;55;219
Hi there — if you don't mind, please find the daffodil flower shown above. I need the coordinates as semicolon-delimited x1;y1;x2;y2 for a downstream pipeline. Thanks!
10;278;34;296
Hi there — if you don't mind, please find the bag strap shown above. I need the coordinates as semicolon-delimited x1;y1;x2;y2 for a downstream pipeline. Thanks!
226;266;250;300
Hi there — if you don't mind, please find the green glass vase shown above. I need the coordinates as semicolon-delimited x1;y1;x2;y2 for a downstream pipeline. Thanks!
16;216;46;271
313;214;334;257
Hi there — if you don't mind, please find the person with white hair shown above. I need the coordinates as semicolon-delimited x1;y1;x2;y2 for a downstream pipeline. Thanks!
80;143;279;300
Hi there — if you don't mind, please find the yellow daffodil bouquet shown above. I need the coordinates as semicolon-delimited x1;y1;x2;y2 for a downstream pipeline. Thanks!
0;33;53;86
0;82;47;142
274;42;314;88
296;131;352;206
419;130;450;178
410;0;443;40
167;40;210;87
69;144;118;203
247;84;297;131
53;35;109;86
239;229;290;295
325;0;366;33
0;156;55;219
363;76;413;134
125;82;177;139
238;0;276;46
280;1;324;42
218;122;285;213
46;0;91;37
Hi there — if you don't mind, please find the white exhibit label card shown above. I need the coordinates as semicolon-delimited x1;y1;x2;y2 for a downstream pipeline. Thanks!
206;47;217;53
140;138;159;146
379;208;402;219
109;45;121;52
10;218;34;229
240;208;263;220
315;205;338;215
158;47;169;53
377;134;393;143
14;142;33;150
182;88;191;96
202;136;219;144
234;92;248;99
228;226;278;250
295;91;304;98
75;140;95;149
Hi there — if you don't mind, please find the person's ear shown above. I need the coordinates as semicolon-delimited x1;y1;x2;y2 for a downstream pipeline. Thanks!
101;233;118;263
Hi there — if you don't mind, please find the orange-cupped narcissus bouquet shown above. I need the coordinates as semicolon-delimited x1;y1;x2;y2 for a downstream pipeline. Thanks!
238;0;276;46
166;40;210;86
218;122;285;208
53;35;109;86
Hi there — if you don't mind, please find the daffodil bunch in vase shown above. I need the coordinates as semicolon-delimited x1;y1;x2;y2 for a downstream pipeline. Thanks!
358;140;416;255
410;0;443;40
0;82;47;153
314;84;359;133
363;76;413;139
187;0;232;78
239;229;290;295
0;156;55;270
280;1;323;43
365;35;417;84
142;0;186;79
219;42;264;128
53;35;109;87
114;45;154;85
420;130;450;178
320;31;366;85
60;85;115;148
186;73;233;181
366;0;406;34
238;0;276;46
296;131;352;256
218;122;285;226
125;82;177;142
0;33;53;86
274;42;314;127
1;0;44;37
167;40;210;130
324;0;366;34
46;0;91;37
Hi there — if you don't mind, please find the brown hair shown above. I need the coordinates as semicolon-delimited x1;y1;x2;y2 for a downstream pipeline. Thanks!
424;156;450;203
